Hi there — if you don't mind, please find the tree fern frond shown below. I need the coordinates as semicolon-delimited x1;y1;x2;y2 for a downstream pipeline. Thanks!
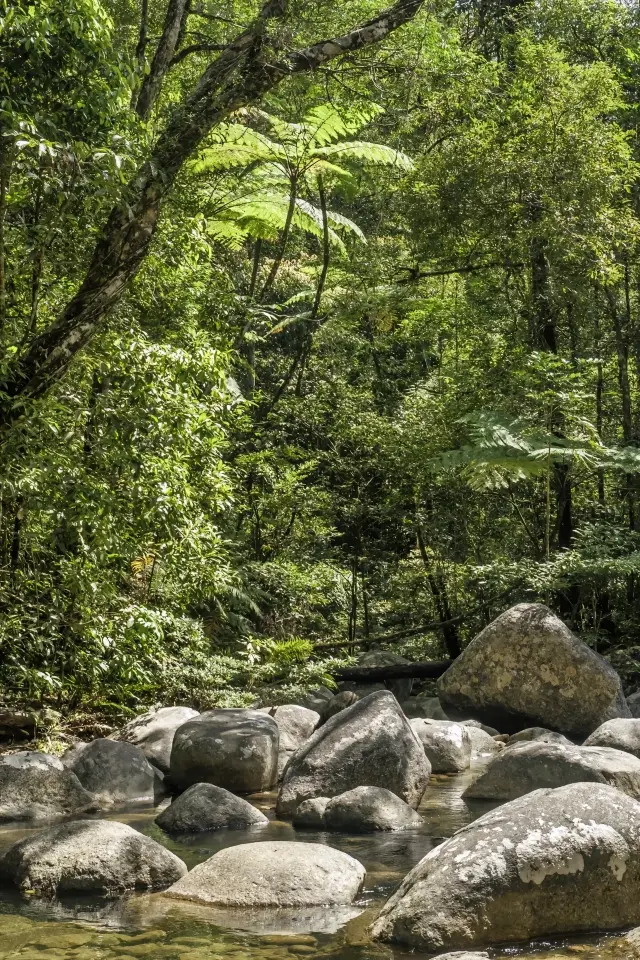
313;141;414;170
303;103;383;146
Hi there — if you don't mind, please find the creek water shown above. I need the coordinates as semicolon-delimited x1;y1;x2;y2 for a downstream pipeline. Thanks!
0;762;631;960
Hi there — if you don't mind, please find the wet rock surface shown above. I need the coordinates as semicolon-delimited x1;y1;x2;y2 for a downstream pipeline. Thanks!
437;603;629;736
276;690;431;816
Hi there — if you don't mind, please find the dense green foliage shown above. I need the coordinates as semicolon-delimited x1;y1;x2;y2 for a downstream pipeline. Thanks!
3;0;640;710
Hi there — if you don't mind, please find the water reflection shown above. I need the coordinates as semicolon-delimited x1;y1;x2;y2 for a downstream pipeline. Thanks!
0;761;633;959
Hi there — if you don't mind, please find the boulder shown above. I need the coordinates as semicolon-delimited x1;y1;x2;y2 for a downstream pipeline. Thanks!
320;691;359;724
169;709;279;793
0;819;187;896
293;797;330;828
627;691;640;718
402;696;450;721
463;739;640;801
371;782;640;951
164;840;365;906
410;720;472;773
62;738;163;806
461;719;500;736
508;727;571;745
298;686;335;713
276;691;430;817
357;649;413;701
262;704;319;777
437;603;629;737
155;783;268;833
465;725;503;755
0;761;96;822
324;786;422;832
114;705;199;773
0;751;63;771
585;718;640;758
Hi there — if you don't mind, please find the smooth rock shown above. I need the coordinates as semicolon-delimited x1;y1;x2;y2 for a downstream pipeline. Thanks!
319;691;359;724
410;720;472;773
585;718;640;759
402;696;450;720
170;709;279;793
0;762;96;821
298;686;334;713
276;691;430;817
508;727;571;745
437;603;629;737
465;726;503;755
627;691;640;718
371;782;640;951
164;840;365;906
463;739;640;801
324;786;423;832
262;705;319;777
63;738;163;805
155;783;268;833
0;751;63;771
0;819;187;895
461;719;500;736
293;797;330;828
115;706;199;773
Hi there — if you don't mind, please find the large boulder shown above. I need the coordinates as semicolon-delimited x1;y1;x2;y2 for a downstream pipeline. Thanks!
463;739;640;801
437;603;629;737
0;759;96;822
276;691;430;817
62;738;163;806
164;840;365;906
319;691;359;725
0;819;186;895
0;751;64;771
508;727;571;745
261;704;319;777
402;697;449;721
357;649;413;701
584;718;640;758
371;782;640;952
298;686;334;713
293;796;330;828
324;786;422;832
169;709;278;793
410;720;472;773
465;726;503;756
155;783;268;833
114;706;199;773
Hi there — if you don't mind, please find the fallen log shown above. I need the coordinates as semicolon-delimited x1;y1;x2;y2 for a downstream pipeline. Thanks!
332;659;453;683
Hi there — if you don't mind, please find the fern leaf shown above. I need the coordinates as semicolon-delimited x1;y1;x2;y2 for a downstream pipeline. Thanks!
313;141;414;170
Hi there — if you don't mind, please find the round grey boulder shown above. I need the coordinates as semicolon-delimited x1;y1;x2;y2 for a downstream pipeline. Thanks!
261;704;319;777
293;796;330;828
371;782;640;952
164;840;365;906
324;786;423;832
0;819;187;896
465;726;503;756
410;719;472;773
463;739;640;801
62;738;164;806
115;705;199;773
585;718;640;759
155;783;268;833
276;690;431;817
437;603;629;737
170;709;278;793
0;760;97;822
508;727;571;745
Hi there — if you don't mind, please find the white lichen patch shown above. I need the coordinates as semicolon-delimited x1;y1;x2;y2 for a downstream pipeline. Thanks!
515;820;629;886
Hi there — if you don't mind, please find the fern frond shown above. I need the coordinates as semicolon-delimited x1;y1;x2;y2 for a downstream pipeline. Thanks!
313;141;414;170
303;103;383;146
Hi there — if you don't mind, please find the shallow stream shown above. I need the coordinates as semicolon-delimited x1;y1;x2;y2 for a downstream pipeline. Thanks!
0;763;631;960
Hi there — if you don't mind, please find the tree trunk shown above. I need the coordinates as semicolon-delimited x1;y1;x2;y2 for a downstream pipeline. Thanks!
333;659;453;683
416;519;461;657
135;0;190;119
0;0;425;439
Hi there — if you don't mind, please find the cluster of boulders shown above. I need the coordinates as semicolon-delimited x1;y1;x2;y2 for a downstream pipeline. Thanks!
6;601;640;958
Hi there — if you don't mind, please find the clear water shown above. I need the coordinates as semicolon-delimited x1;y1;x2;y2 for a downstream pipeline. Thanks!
0;762;631;960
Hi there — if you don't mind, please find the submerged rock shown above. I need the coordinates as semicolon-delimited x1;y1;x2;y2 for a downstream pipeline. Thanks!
371;782;640;952
155;783;268;833
0;819;186;895
0;762;96;822
584;718;640;759
410;720;471;773
324;786;422;832
437;603;629;737
463;739;640;801
115;706;199;773
169;709;279;793
276;690;430;817
62;738;163;806
164;840;365;906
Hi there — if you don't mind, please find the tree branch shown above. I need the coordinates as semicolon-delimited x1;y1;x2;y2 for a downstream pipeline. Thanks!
135;0;191;118
170;41;226;66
